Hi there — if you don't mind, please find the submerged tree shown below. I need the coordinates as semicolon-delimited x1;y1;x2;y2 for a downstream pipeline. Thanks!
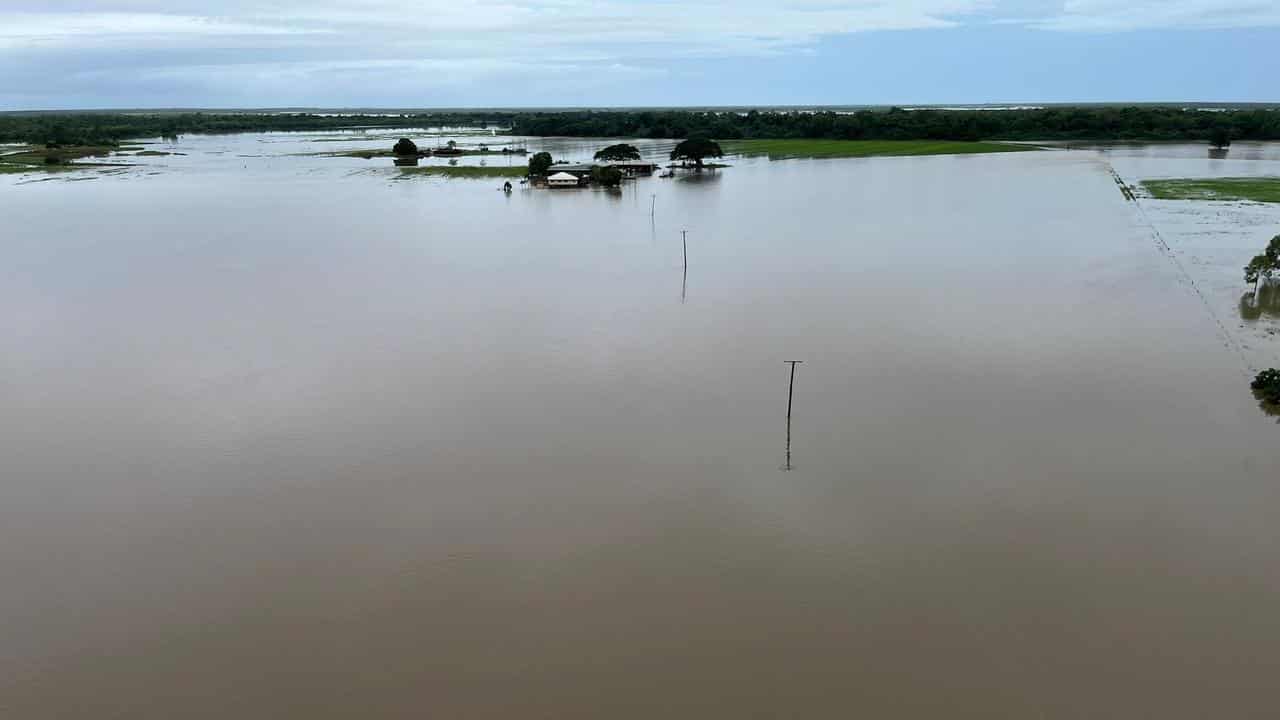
1244;234;1280;290
1245;254;1272;291
670;134;723;169
1209;127;1232;150
393;138;418;155
528;151;554;176
594;143;641;161
1252;369;1280;405
590;165;623;187
1239;281;1280;321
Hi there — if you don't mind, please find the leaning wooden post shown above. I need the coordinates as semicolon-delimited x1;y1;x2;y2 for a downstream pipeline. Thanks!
784;360;803;471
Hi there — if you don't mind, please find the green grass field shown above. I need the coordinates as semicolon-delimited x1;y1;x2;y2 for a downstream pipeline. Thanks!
397;165;526;178
0;144;121;173
1141;177;1280;203
721;139;1034;160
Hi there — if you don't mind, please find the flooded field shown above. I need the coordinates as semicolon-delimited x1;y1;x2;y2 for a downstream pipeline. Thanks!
4;134;1280;718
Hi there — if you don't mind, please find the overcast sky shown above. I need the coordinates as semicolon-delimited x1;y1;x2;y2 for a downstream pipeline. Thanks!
2;1;1277;110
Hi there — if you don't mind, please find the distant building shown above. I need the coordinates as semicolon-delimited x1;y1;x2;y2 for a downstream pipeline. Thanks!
609;161;658;176
551;162;657;181
546;171;583;188
551;164;596;180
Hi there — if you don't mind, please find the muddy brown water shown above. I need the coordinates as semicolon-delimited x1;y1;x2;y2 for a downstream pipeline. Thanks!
4;135;1280;718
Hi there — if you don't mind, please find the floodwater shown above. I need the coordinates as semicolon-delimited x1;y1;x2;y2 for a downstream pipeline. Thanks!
4;134;1280;718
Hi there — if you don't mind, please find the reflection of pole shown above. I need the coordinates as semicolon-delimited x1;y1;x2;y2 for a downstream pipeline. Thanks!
650;194;656;218
784;360;803;471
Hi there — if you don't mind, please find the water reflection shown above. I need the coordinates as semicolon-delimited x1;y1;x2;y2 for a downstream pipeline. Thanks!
677;169;723;184
1239;284;1280;320
393;157;419;167
1253;390;1280;420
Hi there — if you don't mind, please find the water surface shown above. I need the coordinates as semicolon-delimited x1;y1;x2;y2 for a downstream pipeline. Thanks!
4;135;1280;718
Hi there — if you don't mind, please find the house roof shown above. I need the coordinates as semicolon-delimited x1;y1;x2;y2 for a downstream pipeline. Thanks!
547;172;579;180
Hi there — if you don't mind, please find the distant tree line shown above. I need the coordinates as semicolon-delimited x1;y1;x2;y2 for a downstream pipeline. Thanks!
0;112;507;146
3;107;1279;147
507;107;1280;142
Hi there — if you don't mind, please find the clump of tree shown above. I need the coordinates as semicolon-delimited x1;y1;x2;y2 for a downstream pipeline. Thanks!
1244;234;1280;290
393;138;418;155
590;165;623;187
7;107;1280;149
1210;127;1232;150
528;151;554;176
593;143;641;161
1251;369;1280;406
507;107;1280;143
670;134;723;169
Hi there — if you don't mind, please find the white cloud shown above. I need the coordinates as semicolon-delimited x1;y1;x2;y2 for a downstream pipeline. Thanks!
1;1;1275;108
0;12;329;47
3;0;1278;54
0;1;993;54
1013;0;1280;30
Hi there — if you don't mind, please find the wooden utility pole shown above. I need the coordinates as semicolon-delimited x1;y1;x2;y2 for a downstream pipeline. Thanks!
783;360;803;471
681;229;688;304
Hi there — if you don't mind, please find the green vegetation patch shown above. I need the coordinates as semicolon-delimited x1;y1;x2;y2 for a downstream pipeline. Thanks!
397;165;526;178
1141;177;1280;203
0;144;122;173
722;139;1033;160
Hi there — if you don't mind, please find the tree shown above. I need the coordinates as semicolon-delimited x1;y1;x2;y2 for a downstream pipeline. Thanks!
393;138;418;155
594;143;641;161
1252;368;1280;405
590;165;623;187
670;134;723;169
1245;254;1269;290
1244;235;1280;290
528;151;553;176
1267;234;1280;262
1210;127;1231;149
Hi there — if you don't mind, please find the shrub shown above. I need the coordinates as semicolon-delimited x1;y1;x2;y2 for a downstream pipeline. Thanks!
590;165;623;187
392;138;418;155
528;151;553;176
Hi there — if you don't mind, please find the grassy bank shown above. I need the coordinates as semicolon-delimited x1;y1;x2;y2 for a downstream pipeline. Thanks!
722;139;1034;160
1141;177;1280;203
397;165;526;178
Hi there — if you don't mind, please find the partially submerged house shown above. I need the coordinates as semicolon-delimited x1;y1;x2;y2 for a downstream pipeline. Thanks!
609;161;658;176
546;171;583;188
553;161;657;180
